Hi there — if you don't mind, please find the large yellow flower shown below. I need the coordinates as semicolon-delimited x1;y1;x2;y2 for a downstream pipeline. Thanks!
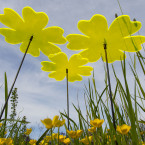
67;14;145;63
90;118;104;128
41;52;93;82
67;130;83;139
79;136;93;145
0;7;66;57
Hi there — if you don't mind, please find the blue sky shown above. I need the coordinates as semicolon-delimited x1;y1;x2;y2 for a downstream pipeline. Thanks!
0;0;145;139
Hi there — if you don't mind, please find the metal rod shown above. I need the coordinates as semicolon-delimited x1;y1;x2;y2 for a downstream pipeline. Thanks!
66;68;69;131
0;36;33;120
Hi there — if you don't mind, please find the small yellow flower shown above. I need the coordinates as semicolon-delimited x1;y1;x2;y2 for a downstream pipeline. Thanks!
41;118;53;129
0;123;2;127
29;139;37;145
57;135;66;142
44;136;51;142
52;133;58;140
41;52;93;82
4;138;13;145
24;128;32;135
116;124;131;134
90;118;104;128
79;136;93;145
67;130;83;139
63;138;71;144
52;115;65;127
88;127;96;133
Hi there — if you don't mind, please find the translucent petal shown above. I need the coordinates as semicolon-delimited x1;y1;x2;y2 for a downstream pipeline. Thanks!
109;15;141;38
101;49;126;63
22;7;48;31
68;74;82;82
66;34;89;50
40;43;61;56
78;14;108;38
42;26;66;44
48;52;68;65
20;40;40;57
122;36;145;52
0;28;24;44
41;61;56;72
0;8;24;29
49;71;66;81
80;46;102;62
77;66;93;76
68;54;88;67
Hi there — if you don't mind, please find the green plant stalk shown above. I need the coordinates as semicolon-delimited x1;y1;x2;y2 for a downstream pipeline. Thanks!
0;36;33;120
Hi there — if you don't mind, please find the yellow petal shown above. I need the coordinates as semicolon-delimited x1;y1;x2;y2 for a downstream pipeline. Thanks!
0;8;24;29
68;74;82;82
41;61;56;72
109;15;141;38
42;26;66;44
49;71;66;81
77;66;93;76
0;28;24;44
78;14;108;38
22;6;48;31
122;36;145;52
40;43;61;56
66;34;89;50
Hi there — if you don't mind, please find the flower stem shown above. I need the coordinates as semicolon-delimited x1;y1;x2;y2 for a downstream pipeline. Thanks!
66;68;70;131
104;43;118;145
0;36;33;120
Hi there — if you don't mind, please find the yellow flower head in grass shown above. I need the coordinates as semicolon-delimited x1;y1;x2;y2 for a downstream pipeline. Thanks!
0;7;66;57
67;14;145;63
24;128;32;135
0;123;2;127
5;138;13;145
90;118;104;128
41;52;93;82
67;130;83;139
57;135;66;142
63;138;71;144
116;124;131;134
79;136;93;145
41;118;53;129
88;126;96;133
29;139;37;145
52;115;65;127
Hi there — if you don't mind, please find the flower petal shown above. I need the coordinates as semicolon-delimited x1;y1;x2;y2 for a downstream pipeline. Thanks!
42;26;66;44
68;54;88;66
22;7;48;31
78;66;93;76
68;74;82;82
109;15;141;38
41;61;56;72
66;34;89;50
20;40;40;57
122;36;145;52
0;28;24;44
40;43;61;56
78;14;108;38
49;71;66;81
0;8;24;29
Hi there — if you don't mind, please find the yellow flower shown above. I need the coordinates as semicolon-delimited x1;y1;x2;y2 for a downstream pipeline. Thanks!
52;133;58;140
79;136;93;145
88;127;96;133
57;135;66;142
0;7;66;57
116;124;131;134
29;139;37;145
5;138;13;145
41;52;93;82
52;115;65;127
0;123;2;127
67;130;83;139
24;128;32;135
63;138;71;144
66;14;145;63
41;118;53;129
44;136;51;142
90;118;104;128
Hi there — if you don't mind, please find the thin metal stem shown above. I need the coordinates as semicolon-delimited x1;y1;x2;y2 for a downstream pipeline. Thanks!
66;68;69;131
104;43;116;130
0;36;33;120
